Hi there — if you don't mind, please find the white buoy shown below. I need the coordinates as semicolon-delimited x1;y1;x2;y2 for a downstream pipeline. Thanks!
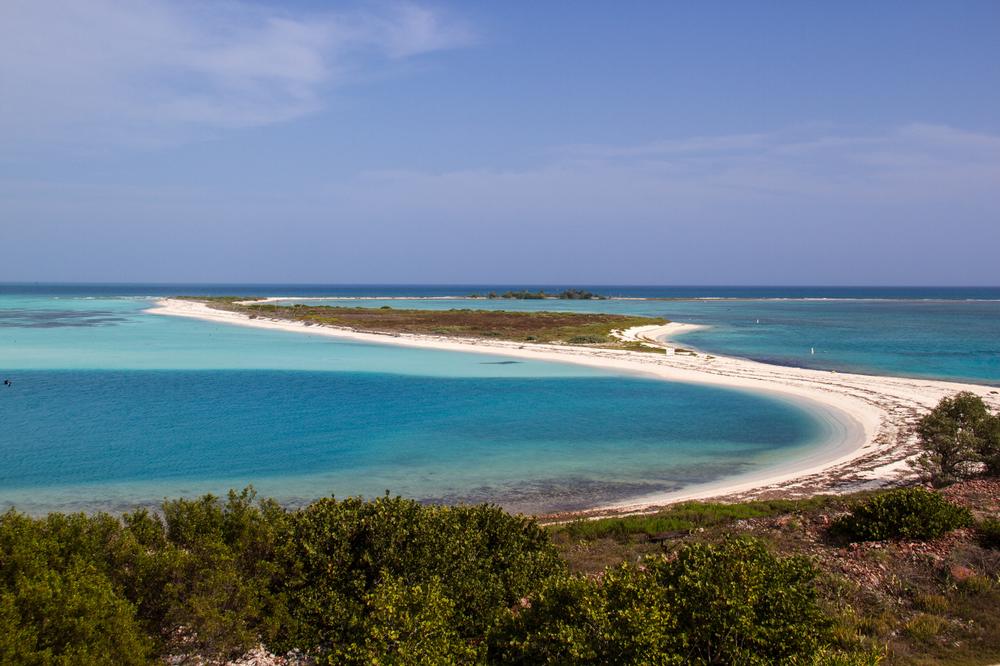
811;347;815;355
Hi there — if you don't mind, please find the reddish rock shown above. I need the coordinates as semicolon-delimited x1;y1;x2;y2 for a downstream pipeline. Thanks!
949;564;975;582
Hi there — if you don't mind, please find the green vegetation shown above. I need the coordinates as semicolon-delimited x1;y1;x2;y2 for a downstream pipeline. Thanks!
487;537;838;665
500;290;548;299
6;481;1000;663
912;392;1000;486
979;517;1000;549
556;289;605;300
550;483;1000;665
557;497;835;541
1;491;561;664
468;289;606;300
0;493;862;665
830;488;972;542
565;334;607;344
196;298;664;346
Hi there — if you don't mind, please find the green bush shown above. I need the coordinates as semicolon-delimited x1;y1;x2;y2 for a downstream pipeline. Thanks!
830;488;973;542
561;497;831;541
979;415;1000;477
488;537;831;665
912;392;998;486
566;334;607;344
978;517;1000;550
0;511;152;665
487;573;614;663
487;565;678;665
0;562;151;665
270;495;563;659
649;537;830;664
327;575;477;664
0;493;872;663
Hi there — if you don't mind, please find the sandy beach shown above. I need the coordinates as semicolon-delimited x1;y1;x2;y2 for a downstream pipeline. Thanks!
148;298;1000;516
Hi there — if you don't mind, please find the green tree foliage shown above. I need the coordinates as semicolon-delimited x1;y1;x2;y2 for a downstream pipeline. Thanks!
327;575;477;665
0;511;152;664
830;488;973;542
488;537;830;665
978;414;1000;477
0;489;289;664
157;489;289;660
650;538;830;664
271;495;562;660
912;392;999;486
486;565;680;665
2;492;872;664
558;289;604;300
487;573;611;663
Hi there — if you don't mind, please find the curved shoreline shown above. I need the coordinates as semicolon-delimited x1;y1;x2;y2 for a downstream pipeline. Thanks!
147;298;999;515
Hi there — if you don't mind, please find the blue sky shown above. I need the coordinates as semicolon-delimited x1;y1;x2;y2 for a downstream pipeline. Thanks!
1;1;999;284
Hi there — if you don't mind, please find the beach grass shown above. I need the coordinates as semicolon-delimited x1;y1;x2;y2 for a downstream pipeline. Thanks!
185;297;666;346
550;496;838;542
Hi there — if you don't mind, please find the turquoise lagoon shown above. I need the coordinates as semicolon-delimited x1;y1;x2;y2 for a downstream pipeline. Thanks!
0;293;830;514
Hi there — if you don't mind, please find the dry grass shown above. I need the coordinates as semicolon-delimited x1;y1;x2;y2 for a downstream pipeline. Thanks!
192;298;667;346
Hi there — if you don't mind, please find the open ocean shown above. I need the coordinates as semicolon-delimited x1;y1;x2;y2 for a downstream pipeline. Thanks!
1;284;998;514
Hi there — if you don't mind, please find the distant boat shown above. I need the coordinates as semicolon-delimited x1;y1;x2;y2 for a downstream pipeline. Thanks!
811;347;815;355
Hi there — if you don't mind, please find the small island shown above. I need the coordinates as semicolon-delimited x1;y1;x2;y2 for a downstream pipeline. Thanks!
468;289;606;300
185;297;663;349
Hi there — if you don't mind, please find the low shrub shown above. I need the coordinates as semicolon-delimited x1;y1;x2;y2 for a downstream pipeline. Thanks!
903;613;945;643
2;493;883;664
651;537;831;664
561;497;832;542
488;537;833;665
978;517;1000;549
830;488;972;542
269;496;563;658
566;334;607;344
956;575;995;597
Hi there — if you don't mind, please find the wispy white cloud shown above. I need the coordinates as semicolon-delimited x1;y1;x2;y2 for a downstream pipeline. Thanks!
0;0;473;144
349;123;1000;207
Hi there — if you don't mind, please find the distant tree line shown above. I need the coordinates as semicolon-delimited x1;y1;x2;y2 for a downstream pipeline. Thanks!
468;289;606;300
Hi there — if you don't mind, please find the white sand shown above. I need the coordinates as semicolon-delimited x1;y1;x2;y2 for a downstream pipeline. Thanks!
148;298;1000;514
